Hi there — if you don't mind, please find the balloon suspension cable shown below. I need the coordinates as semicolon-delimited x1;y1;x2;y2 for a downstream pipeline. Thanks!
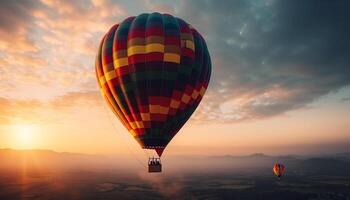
99;97;147;170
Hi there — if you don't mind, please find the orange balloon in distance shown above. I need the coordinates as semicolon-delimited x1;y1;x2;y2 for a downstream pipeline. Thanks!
273;163;285;178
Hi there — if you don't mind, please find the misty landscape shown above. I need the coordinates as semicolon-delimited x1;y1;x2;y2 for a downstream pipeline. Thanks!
0;149;349;200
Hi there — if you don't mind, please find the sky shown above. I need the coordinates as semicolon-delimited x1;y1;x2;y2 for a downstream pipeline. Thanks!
0;0;349;157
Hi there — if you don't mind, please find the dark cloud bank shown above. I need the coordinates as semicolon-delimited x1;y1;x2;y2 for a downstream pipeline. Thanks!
178;0;350;122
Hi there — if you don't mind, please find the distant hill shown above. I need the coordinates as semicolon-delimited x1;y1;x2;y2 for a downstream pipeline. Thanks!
0;148;137;172
294;157;350;176
333;152;350;161
1;149;349;175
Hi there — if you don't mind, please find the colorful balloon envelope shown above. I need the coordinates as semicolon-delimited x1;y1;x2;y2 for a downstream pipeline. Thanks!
95;13;211;157
273;163;285;178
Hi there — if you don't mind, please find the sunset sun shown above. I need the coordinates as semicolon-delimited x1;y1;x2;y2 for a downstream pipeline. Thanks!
13;124;38;149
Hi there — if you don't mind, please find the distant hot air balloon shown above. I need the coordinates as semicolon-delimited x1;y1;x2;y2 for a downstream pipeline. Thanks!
273;163;285;178
95;13;211;172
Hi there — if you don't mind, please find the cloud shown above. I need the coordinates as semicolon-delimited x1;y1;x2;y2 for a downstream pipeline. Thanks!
143;0;176;14
0;97;42;125
0;0;127;100
37;0;126;43
178;0;350;122
342;97;350;101
0;91;103;125
0;53;47;69
48;91;102;109
0;0;40;52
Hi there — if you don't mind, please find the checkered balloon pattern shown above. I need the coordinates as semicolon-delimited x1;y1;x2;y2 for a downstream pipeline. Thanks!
96;13;211;157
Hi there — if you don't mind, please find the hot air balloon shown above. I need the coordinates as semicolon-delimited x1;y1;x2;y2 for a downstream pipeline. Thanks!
95;13;211;172
273;163;285;178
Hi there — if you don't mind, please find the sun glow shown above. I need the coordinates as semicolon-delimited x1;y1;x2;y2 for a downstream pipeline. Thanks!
12;124;38;149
